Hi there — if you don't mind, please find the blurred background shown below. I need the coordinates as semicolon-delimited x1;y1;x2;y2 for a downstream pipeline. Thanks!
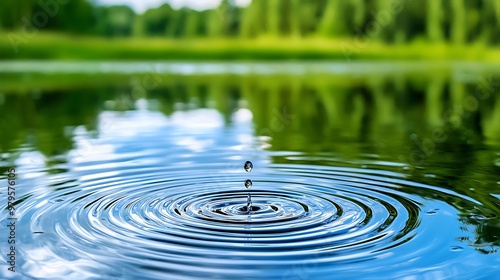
1;0;500;60
1;1;500;279
0;0;499;175
0;1;499;178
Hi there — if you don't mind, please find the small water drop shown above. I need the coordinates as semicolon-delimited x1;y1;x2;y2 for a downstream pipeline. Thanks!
450;246;464;252
33;231;44;235
424;174;436;178
426;210;437;215
245;179;252;189
402;166;410;171
244;161;253;172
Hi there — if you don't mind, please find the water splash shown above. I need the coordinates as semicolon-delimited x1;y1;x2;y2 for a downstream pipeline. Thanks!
246;194;252;213
244;161;253;213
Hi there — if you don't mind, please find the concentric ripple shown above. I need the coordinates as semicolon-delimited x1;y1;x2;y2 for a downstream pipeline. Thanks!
11;156;498;280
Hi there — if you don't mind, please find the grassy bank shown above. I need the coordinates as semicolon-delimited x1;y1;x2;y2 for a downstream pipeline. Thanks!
1;32;500;61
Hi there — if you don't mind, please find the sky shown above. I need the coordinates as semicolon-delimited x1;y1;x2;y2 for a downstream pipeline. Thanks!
96;0;251;13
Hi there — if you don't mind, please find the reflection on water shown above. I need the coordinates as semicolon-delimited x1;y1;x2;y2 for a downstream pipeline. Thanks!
0;66;499;279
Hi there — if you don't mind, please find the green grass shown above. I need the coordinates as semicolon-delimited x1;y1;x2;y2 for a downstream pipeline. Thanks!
2;31;500;61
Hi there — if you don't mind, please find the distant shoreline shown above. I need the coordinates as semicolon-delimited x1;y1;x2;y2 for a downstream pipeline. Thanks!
1;32;500;62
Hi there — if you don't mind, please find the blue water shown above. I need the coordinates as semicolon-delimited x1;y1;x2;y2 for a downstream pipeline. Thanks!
0;62;499;279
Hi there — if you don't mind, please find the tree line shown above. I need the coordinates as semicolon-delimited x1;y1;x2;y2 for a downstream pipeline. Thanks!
1;0;500;44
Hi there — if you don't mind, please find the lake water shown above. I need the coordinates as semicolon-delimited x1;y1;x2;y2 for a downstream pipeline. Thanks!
0;62;499;279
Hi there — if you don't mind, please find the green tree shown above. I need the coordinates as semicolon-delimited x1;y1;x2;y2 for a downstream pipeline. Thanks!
132;13;145;37
165;7;187;37
94;6;135;37
426;0;444;42
373;0;398;42
240;0;265;37
317;0;345;36
299;0;320;36
289;0;301;37
207;5;224;37
266;0;281;35
351;0;366;28
183;9;202;38
451;0;466;44
0;0;36;29
482;0;500;44
55;0;95;33
207;0;232;37
141;4;174;36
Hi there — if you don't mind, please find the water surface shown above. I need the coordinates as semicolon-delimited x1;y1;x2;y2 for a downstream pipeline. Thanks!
0;62;499;279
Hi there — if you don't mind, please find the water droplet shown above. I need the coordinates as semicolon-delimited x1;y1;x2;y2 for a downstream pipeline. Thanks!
361;165;368;169
33;231;44;235
426;210;437;215
245;179;252;189
450;246;464;252
424;174;436;178
402;166;410;171
50;198;64;203
244;161;253;172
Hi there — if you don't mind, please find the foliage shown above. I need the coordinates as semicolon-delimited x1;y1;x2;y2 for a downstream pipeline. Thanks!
1;0;500;44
